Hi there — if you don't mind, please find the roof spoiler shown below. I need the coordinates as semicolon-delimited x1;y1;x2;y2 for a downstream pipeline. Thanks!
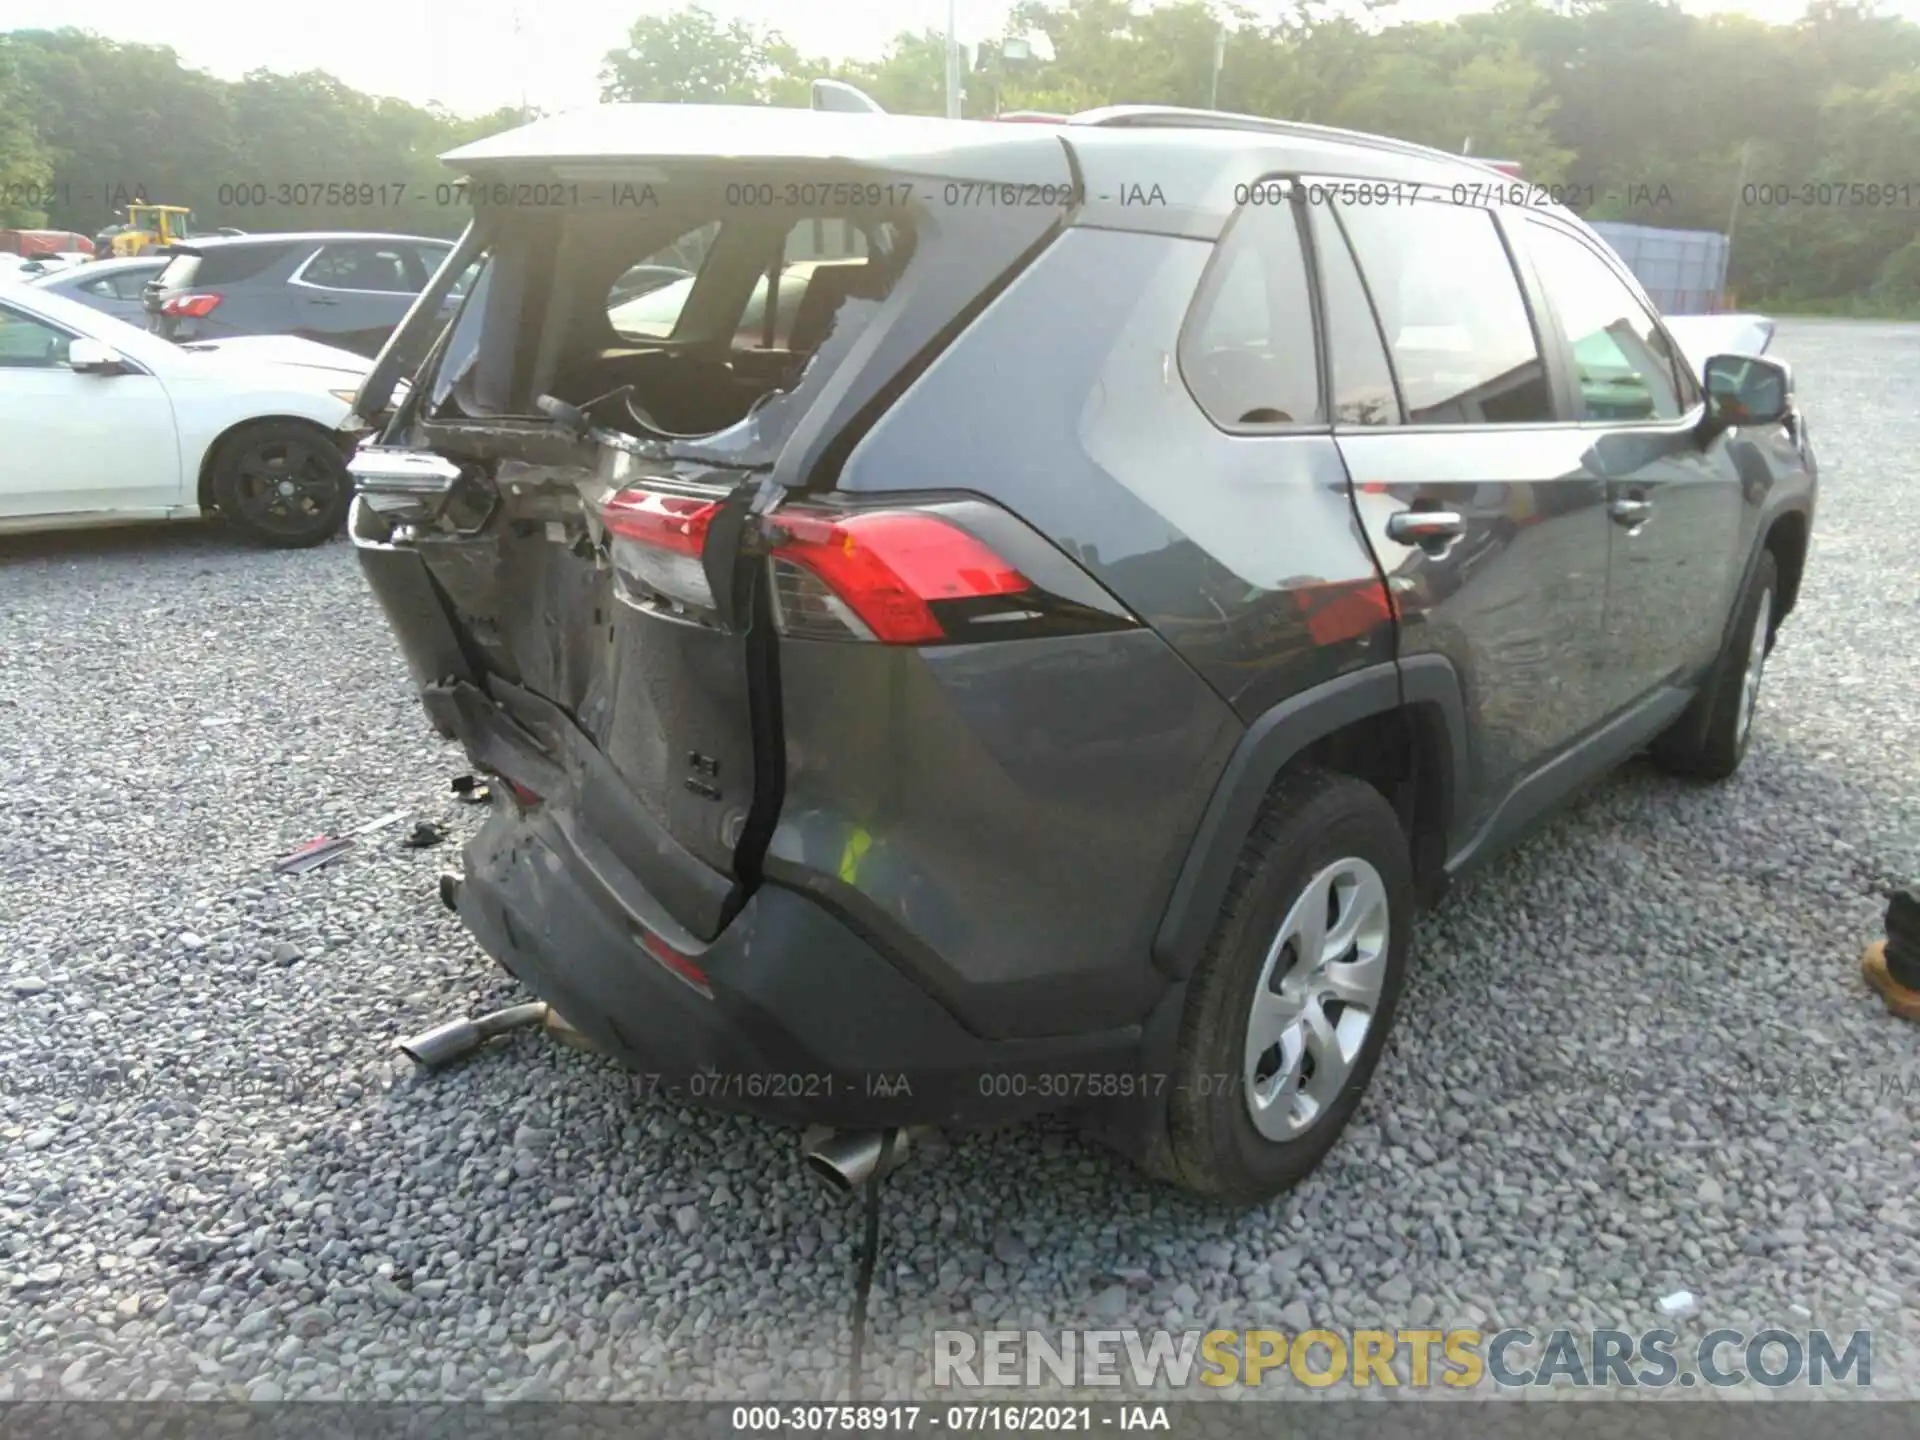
811;79;886;114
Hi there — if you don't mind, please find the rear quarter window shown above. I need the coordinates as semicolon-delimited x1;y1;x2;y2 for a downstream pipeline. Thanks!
1179;192;1323;428
155;254;200;291
191;244;300;286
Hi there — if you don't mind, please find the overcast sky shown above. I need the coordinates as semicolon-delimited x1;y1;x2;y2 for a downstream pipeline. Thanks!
41;0;1898;118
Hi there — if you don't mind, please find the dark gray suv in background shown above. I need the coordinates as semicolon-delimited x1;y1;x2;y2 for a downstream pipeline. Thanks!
346;102;1815;1204
146;231;460;356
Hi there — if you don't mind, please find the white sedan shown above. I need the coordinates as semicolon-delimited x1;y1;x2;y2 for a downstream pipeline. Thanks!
0;282;376;548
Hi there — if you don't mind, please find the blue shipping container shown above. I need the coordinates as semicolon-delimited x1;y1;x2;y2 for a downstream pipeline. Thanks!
1588;222;1729;315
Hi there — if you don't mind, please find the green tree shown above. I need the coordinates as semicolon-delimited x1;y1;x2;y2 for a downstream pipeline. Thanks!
11;0;1920;310
7;29;241;234
841;31;950;116
0;37;54;226
599;5;807;105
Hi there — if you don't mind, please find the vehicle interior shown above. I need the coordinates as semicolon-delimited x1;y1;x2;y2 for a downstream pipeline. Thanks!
438;206;914;441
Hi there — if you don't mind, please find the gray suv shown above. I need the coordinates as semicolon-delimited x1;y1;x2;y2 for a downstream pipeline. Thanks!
346;102;1815;1203
145;231;459;356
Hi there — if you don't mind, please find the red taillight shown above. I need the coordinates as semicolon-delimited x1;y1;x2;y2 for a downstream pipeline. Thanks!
597;487;1038;643
770;509;1030;644
162;293;221;318
602;488;719;554
600;486;723;610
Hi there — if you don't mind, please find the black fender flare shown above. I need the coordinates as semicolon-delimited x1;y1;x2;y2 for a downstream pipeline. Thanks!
1150;656;1468;979
1738;495;1814;635
1662;493;1813;758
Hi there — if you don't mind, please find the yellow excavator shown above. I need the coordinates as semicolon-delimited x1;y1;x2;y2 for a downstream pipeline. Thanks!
101;203;196;258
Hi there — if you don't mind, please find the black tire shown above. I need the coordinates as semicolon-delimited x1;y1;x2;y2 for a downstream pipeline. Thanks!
209;420;350;549
1651;549;1778;781
1154;767;1415;1205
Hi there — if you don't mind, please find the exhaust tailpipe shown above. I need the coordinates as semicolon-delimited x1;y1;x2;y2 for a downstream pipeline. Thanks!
396;1002;550;1070
803;1128;911;1197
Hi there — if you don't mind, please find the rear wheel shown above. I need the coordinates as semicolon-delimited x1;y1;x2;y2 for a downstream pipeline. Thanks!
1652;549;1777;780
209;420;350;549
1155;767;1414;1205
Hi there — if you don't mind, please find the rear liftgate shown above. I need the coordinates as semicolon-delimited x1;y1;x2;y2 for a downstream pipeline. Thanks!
357;106;1090;1400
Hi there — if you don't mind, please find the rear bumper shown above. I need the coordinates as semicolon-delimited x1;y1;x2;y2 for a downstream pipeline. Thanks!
149;313;239;343
356;524;1177;1137
455;799;1147;1129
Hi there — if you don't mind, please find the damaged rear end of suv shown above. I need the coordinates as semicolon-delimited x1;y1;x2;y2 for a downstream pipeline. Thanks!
347;104;1215;1153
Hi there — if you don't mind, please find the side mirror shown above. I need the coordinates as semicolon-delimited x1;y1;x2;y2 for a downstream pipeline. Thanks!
68;337;128;375
1703;353;1790;429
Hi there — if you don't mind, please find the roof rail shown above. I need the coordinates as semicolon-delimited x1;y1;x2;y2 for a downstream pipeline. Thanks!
1067;105;1511;176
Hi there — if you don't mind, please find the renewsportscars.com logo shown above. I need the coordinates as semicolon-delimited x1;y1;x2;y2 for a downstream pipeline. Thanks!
932;1327;1872;1390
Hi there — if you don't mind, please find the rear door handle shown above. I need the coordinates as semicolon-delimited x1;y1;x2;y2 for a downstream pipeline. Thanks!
1386;509;1466;545
1609;498;1653;527
307;295;339;306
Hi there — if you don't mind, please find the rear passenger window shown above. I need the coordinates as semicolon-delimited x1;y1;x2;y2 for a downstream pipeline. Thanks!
1335;200;1552;425
192;244;296;286
1180;195;1322;427
1308;204;1400;426
303;243;414;293
1520;219;1686;423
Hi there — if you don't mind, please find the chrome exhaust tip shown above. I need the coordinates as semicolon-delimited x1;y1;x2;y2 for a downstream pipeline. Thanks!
396;1002;549;1071
802;1128;912;1197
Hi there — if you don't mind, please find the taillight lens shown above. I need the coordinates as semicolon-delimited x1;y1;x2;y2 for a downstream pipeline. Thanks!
601;486;722;611
769;508;1030;644
597;486;1127;646
162;293;221;318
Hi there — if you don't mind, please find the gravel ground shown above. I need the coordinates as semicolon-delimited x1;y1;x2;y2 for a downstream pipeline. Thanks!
3;317;1919;1406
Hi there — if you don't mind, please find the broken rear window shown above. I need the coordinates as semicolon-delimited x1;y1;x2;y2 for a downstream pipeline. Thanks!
422;198;914;448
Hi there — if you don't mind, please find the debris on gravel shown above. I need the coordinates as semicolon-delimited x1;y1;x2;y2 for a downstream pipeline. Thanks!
2;320;1917;1401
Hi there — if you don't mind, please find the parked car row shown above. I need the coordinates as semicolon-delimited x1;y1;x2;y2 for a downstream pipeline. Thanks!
0;221;727;550
22;255;166;322
0;252;94;282
2;229;466;357
142;232;461;356
0;279;386;547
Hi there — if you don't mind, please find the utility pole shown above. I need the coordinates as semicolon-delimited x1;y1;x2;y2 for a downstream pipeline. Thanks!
512;6;528;119
1209;24;1225;109
946;0;962;118
1723;140;1752;311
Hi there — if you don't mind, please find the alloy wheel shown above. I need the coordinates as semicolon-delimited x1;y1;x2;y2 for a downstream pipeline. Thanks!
231;437;343;540
1244;857;1392;1142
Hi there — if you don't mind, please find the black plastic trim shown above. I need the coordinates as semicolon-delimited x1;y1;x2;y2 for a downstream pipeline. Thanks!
1443;685;1692;881
455;804;1144;1129
1152;658;1464;977
1655;498;1811;761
